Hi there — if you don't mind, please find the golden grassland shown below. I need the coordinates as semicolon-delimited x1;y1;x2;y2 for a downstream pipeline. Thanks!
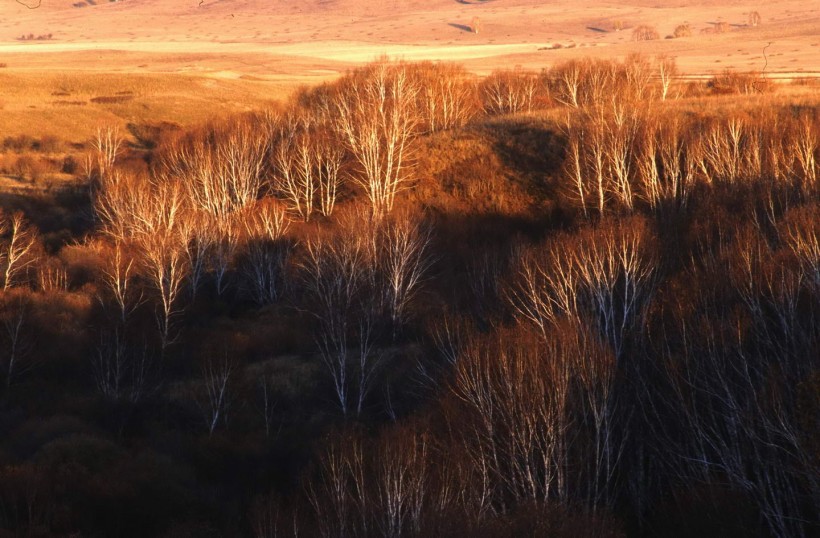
2;66;817;146
0;70;296;143
0;70;299;195
0;65;817;202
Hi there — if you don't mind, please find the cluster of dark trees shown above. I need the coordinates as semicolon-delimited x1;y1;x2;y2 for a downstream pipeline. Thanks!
0;57;817;537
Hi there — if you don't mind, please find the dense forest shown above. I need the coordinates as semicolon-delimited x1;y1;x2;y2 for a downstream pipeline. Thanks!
0;57;818;537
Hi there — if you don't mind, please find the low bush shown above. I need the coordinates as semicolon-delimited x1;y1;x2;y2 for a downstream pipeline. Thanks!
673;23;692;37
632;25;660;41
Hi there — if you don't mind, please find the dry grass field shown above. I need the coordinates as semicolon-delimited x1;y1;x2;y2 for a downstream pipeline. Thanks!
0;0;817;142
1;0;818;72
0;71;293;140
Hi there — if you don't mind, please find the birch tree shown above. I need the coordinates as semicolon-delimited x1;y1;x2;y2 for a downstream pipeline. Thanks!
0;212;38;291
334;61;419;220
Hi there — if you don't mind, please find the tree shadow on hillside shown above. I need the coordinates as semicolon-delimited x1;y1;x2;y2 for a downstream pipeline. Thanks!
127;121;183;151
0;185;93;251
476;117;566;203
448;23;473;33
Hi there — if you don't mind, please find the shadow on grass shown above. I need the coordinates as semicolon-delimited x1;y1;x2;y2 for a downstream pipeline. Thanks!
479;116;566;203
448;23;474;33
0;184;93;250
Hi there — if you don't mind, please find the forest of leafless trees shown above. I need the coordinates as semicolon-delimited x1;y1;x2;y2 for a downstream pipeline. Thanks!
0;57;817;537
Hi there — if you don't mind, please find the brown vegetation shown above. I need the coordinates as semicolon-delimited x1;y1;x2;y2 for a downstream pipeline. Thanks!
713;21;731;34
0;57;817;537
749;11;762;27
672;23;692;38
709;69;771;94
632;25;659;41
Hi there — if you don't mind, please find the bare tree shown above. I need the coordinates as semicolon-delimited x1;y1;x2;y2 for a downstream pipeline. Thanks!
505;222;659;514
307;434;356;538
257;373;278;439
411;62;477;133
564;107;608;215
373;428;429;537
197;352;235;436
480;68;539;115
551;60;583;108
93;172;150;241
622;54;655;102
159;120;266;222
92;329;155;403
98;174;186;243
352;311;382;416
446;326;576;511
273;122;344;221
604;102;640;211
301;236;364;416
569;221;658;358
510;218;657;360
300;228;381;416
176;210;215;299
212;216;241;296
91;125;123;179
698;116;748;183
561;113;590;216
787;208;820;292
241;199;291;305
748;11;762;27
138;231;189;353
309;426;430;537
573;324;621;512
585;59;619;107
334;61;419;220
273;125;316;221
656;55;677;101
550;57;660;112
95;171;192;350
0;463;53;531
0;211;39;291
315;131;345;218
645;220;820;538
793;115;818;189
669;317;813;538
636;115;694;212
96;240;144;324
0;291;33;388
37;257;69;293
250;493;299;538
378;213;435;327
92;328;129;401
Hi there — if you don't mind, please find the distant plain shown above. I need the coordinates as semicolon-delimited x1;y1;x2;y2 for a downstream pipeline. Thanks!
0;0;818;140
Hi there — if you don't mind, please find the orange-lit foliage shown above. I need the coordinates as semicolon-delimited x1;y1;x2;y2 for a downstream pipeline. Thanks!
0;58;817;538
